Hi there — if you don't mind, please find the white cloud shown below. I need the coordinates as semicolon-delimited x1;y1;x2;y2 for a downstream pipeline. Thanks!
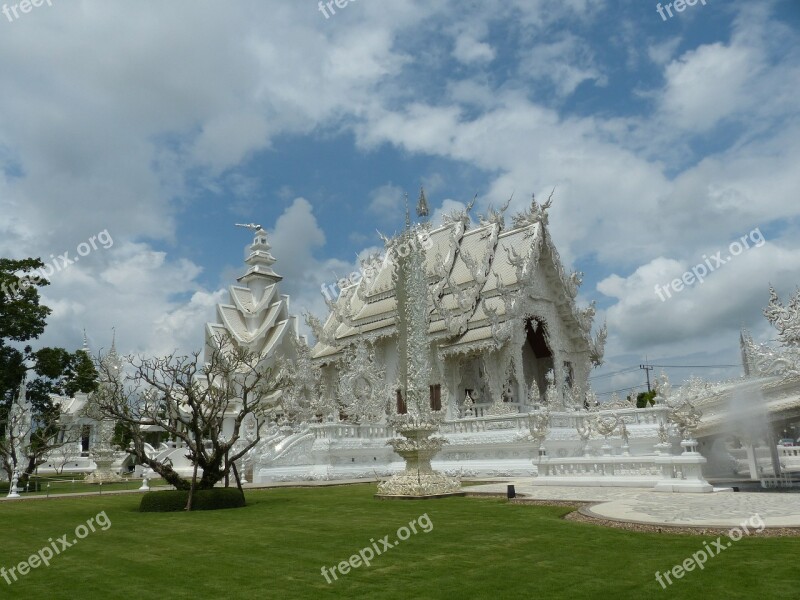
0;0;797;380
597;239;800;353
659;42;755;132
519;33;607;98
453;33;496;64
368;183;406;218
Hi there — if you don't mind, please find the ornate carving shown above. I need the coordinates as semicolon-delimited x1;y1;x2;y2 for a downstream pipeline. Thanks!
511;190;553;229
667;396;703;441
462;391;475;417
477;197;512;230
589;322;607;367
525;408;550;451
593;413;619;440
282;337;331;422
337;341;388;424
741;329;800;379
576;301;596;334
764;286;800;347
441;196;476;229
543;369;562;409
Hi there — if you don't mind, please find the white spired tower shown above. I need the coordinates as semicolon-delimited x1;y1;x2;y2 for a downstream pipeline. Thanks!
205;224;299;365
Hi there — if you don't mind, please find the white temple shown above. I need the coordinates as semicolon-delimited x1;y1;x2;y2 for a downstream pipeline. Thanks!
244;194;800;492
18;193;800;494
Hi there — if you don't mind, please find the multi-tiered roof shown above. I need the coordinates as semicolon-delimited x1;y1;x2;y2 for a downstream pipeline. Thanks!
205;227;298;362
309;194;606;365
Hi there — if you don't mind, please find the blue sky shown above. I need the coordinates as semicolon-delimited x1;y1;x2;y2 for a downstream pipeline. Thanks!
1;0;798;398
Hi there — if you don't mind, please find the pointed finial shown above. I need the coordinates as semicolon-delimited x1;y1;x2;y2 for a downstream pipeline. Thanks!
111;327;116;351
416;186;429;218
235;223;262;232
404;193;411;229
82;329;89;353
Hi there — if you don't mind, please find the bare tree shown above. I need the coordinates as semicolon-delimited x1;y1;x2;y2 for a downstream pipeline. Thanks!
91;333;285;497
42;428;82;476
0;388;79;485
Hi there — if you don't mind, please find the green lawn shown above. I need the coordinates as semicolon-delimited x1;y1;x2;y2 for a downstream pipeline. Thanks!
1;484;797;599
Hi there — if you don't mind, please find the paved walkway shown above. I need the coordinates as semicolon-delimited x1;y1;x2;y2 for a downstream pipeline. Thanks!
467;479;800;528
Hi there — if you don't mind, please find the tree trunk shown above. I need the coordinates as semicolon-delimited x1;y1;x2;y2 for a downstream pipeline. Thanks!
186;451;199;511
232;460;243;495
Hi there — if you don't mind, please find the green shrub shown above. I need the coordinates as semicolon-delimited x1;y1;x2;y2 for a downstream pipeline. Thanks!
139;487;246;512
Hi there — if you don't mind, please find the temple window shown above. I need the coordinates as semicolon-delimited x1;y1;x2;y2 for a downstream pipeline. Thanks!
396;389;407;414
429;384;442;411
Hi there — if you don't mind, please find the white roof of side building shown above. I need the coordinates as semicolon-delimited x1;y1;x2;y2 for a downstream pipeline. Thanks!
205;229;299;363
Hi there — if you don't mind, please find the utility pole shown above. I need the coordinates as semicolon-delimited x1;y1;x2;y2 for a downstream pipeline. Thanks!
639;360;654;393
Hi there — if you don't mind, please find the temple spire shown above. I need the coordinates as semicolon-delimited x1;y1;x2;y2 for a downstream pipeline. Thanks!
404;193;411;230
237;225;282;285
416;186;429;219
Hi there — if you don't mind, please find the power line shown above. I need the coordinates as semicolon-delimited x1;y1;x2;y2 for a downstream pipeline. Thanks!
588;366;639;380
647;364;740;368
594;384;646;397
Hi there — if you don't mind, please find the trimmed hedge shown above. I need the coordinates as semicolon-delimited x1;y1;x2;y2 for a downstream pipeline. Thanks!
140;487;246;512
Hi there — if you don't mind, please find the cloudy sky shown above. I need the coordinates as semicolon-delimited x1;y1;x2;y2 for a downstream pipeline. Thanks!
1;0;798;398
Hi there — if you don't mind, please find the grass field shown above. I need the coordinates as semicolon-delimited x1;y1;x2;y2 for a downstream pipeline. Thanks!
1;484;798;599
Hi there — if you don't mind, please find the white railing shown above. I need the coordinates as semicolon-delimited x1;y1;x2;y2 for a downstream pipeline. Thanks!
313;423;394;440
469;402;530;417
309;405;672;439
539;457;663;478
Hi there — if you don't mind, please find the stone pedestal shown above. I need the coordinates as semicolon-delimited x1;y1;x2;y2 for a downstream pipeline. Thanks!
377;422;461;498
85;447;125;483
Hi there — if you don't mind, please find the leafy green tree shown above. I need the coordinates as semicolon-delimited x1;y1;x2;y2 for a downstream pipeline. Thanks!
636;389;657;408
0;258;99;483
0;258;50;344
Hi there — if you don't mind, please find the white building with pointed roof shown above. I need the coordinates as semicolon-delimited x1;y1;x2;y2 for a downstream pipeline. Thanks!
205;227;299;364
307;193;606;420
253;194;625;483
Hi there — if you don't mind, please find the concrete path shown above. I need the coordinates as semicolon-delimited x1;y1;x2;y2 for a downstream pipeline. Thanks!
467;479;800;528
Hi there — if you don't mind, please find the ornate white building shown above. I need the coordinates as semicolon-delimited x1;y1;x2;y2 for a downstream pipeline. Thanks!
25;199;800;492
205;224;300;364
306;193;606;421
252;194;624;483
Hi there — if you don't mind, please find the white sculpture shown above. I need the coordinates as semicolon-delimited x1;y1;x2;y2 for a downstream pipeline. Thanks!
7;469;21;499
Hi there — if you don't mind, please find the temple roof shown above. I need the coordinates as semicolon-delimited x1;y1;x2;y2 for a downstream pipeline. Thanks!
205;227;298;362
310;208;592;359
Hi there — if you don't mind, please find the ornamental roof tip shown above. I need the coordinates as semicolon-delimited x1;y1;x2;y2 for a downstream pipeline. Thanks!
416;186;430;218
